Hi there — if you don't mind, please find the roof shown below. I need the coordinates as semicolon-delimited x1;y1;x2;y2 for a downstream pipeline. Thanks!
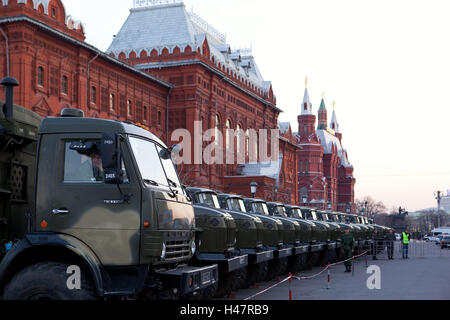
278;122;291;135
40;117;166;147
107;1;271;95
301;88;313;115
238;152;284;183
0;15;172;89
316;129;352;168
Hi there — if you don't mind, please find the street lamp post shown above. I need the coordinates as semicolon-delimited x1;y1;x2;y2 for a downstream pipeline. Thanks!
250;181;258;199
435;191;442;229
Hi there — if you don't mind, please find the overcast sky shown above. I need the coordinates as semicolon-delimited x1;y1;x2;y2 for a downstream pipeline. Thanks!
63;0;450;212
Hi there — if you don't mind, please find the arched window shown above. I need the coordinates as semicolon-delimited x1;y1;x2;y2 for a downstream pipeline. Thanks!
110;94;115;111
236;124;242;154
144;106;148;122
245;129;250;157
225;120;231;149
215;115;220;146
127;100;132;116
91;86;96;104
37;67;44;86
61;76;68;94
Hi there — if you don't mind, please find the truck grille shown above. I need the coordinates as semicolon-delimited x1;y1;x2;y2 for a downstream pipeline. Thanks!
165;240;191;261
225;218;236;251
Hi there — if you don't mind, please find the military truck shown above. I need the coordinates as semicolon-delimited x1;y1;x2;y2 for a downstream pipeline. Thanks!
0;77;218;300
185;187;248;298
222;195;293;279
298;207;338;266
314;210;343;263
187;188;273;287
264;202;311;272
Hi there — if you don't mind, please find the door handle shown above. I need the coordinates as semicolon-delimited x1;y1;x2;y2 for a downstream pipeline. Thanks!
52;209;70;215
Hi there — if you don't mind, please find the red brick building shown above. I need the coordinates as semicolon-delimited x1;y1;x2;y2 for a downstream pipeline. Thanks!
296;85;356;212
0;0;354;208
0;0;171;140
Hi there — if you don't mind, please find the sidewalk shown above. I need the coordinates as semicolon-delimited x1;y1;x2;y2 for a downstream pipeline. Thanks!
231;243;450;300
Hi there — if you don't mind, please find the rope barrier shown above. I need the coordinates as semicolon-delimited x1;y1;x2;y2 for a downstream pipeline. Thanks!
243;250;369;300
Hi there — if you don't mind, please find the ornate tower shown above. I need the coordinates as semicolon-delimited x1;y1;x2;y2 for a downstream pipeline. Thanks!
317;97;328;130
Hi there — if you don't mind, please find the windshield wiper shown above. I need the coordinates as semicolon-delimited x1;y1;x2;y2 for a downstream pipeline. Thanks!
144;179;159;186
167;178;178;188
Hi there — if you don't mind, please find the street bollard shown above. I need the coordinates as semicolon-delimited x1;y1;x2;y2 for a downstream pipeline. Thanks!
327;263;331;290
289;273;292;301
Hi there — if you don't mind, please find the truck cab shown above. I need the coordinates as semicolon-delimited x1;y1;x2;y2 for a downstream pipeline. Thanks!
0;104;218;300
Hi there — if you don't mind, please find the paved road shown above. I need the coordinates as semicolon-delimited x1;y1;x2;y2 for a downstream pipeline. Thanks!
231;242;450;300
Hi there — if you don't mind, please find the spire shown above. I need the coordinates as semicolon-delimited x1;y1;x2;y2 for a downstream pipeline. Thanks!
318;96;328;130
301;77;312;115
330;101;339;133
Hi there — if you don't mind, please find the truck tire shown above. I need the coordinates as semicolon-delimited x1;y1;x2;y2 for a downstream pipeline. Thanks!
246;262;268;287
214;270;235;298
288;253;307;273
307;252;319;269
327;249;336;264
266;258;288;280
3;262;97;300
233;267;248;290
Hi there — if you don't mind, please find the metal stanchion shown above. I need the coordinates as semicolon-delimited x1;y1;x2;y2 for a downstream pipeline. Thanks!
289;273;292;300
327;264;331;290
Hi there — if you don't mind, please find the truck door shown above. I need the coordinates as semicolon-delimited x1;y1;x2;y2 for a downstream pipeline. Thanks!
35;133;142;266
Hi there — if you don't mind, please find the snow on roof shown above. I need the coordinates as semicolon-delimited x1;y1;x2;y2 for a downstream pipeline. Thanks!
239;153;283;183
278;122;291;135
107;1;270;94
316;129;352;168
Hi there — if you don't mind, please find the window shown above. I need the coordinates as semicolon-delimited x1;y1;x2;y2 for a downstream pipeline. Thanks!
51;7;56;17
63;141;128;183
158;111;162;126
129;137;168;186
127;100;132;116
225;120;231;149
144;106;148;122
37;67;44;86
91;86;96;104
215;115;220;146
61;76;68;94
110;94;115;111
236;124;242;154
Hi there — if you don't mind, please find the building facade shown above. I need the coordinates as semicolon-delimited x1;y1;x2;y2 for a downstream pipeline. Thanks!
0;0;355;208
296;86;356;212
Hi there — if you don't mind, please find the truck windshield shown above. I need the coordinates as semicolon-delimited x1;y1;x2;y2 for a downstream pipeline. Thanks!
311;211;318;221
322;213;329;221
129;136;182;190
227;198;246;212
275;206;287;217
252;202;269;215
198;192;221;209
290;208;303;219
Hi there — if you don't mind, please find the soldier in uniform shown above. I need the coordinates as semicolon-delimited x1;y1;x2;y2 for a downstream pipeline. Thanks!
371;229;379;260
385;229;395;260
341;228;355;273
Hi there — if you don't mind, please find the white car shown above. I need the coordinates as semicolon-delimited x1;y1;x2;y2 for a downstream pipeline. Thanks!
395;233;401;241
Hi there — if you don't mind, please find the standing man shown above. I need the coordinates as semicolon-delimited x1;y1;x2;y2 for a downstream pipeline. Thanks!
402;229;410;259
341;228;355;273
386;229;395;260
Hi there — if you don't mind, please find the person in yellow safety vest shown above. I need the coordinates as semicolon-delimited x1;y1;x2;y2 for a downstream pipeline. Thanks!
401;229;410;259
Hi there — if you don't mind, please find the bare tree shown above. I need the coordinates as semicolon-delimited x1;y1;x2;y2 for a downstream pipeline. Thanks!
355;196;388;218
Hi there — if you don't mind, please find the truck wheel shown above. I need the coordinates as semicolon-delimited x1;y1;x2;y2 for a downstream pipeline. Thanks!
327;249;336;264
246;262;268;286
234;267;248;289
307;252;319;269
214;270;235;298
317;250;329;266
288;255;303;274
3;262;97;300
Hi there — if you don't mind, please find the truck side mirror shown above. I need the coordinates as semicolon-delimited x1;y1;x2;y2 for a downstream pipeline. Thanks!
101;133;123;184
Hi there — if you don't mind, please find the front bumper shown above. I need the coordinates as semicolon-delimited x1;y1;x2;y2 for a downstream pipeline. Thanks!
243;249;274;264
310;244;324;252
275;247;293;259
156;264;219;295
293;245;309;255
195;253;248;272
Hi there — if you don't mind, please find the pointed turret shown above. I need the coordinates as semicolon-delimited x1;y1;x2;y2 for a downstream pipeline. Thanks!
317;97;328;130
330;102;339;133
301;87;313;115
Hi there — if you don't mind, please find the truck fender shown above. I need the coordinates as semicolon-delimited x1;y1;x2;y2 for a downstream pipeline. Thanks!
0;233;105;297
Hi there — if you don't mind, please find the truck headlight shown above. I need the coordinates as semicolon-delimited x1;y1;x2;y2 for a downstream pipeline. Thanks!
161;243;166;259
191;241;196;255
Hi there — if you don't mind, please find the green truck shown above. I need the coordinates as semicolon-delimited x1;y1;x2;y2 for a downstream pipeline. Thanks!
0;77;218;300
187;188;273;288
220;195;293;279
185;187;248;298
